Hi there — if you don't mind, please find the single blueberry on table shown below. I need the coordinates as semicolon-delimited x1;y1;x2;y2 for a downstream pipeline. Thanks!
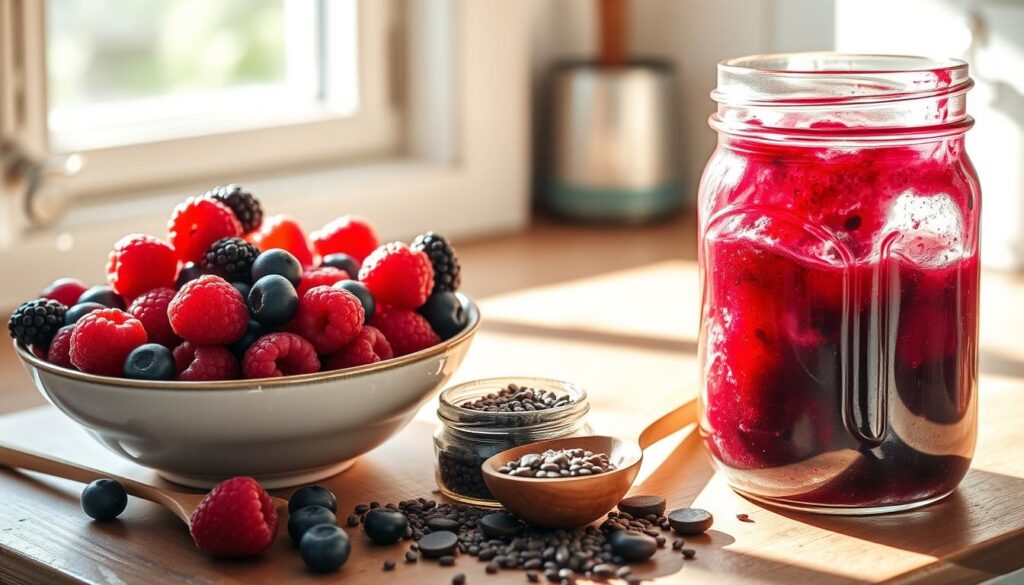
289;485;338;514
123;344;176;381
362;508;408;545
248;275;299;327
320;253;360;279
76;285;125;310
81;478;128;521
300;524;351;573
251;249;302;286
65;302;106;325
332;280;375;320
288;505;337;543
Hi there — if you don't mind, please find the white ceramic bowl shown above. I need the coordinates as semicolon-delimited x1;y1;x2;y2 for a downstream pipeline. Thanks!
16;295;480;488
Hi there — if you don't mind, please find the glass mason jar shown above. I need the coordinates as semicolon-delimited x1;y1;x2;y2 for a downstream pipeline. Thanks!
434;377;591;507
697;54;980;514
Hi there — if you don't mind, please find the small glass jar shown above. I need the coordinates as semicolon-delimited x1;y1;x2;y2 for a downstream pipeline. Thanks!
434;377;592;507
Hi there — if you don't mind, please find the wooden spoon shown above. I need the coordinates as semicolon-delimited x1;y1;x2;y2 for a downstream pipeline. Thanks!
482;398;697;528
0;443;288;526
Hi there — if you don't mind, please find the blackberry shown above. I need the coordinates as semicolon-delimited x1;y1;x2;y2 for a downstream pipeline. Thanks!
411;231;461;292
202;237;260;283
206;184;263;233
9;298;67;346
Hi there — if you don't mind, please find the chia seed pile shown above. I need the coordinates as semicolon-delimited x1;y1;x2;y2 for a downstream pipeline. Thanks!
350;494;708;584
460;383;573;412
497;448;615;478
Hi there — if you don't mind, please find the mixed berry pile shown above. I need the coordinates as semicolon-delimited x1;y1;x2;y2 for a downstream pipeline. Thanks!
7;184;467;381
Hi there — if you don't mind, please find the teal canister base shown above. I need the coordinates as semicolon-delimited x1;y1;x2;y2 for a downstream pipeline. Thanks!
546;181;681;224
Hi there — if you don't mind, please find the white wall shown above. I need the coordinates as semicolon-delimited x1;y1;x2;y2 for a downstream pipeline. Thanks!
528;0;834;205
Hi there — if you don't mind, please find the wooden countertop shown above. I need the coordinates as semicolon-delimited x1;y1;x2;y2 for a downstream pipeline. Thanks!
1;216;1023;584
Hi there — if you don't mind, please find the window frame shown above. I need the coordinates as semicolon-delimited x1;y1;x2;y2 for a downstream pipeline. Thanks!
0;0;530;309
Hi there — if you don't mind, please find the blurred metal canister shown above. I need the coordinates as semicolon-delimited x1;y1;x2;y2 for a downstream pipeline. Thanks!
546;60;680;222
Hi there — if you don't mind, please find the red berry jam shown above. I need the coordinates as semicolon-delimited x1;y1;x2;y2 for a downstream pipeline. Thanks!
698;55;980;512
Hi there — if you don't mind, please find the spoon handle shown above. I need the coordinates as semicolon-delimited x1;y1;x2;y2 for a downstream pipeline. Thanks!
637;398;698;451
0;442;174;505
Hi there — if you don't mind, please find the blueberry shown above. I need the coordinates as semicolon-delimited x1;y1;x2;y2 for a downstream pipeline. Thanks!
176;262;204;289
248;275;299;327
300;524;351;573
288;505;337;543
81;478;128;521
332;280;375;319
76;285;125;310
251;249;302;286
231;281;251;299
123;343;176;381
65;302;106;325
321;253;360;278
289;485;338;514
228;319;266;357
363;508;408;545
418;291;467;339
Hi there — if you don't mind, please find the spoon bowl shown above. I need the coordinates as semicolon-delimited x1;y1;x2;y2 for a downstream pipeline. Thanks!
482;399;697;528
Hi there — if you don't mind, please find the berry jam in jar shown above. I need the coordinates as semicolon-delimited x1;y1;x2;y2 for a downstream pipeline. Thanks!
698;54;980;514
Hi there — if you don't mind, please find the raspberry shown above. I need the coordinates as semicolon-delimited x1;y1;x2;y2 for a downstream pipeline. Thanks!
310;215;379;263
128;287;180;348
173;342;240;381
358;242;434;309
246;215;314;266
8;299;67;347
372;309;440;357
323;326;393;370
411;232;461;292
206;184;263;234
105;234;179;300
296;267;348;297
40;278;88;307
242;333;320;378
291;287;364;354
70;309;148;376
189;476;278;557
46;325;76;368
168;275;248;345
168;196;243;264
201;237;260;282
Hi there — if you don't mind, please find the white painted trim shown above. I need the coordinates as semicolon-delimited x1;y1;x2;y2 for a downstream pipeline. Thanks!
0;0;529;308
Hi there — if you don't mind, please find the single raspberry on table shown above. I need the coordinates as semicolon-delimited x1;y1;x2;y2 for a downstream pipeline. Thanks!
189;476;278;557
358;242;434;309
310;215;379;263
168;276;248;345
323;326;393;370
168;196;243;264
105;234;179;300
296;266;348;297
70;309;148;376
242;333;320;378
205;184;263;234
173;342;240;381
128;287;180;348
372;308;440;357
46;325;76;369
291;286;364;354
40;278;88;307
246;214;314;267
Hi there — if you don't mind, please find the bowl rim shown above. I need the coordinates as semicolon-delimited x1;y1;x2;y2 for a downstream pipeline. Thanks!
15;293;481;391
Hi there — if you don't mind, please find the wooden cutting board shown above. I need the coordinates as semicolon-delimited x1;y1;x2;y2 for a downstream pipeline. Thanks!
1;261;1022;584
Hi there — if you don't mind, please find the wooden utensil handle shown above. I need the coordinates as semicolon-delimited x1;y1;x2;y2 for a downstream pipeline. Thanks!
0;442;162;502
637;398;698;451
